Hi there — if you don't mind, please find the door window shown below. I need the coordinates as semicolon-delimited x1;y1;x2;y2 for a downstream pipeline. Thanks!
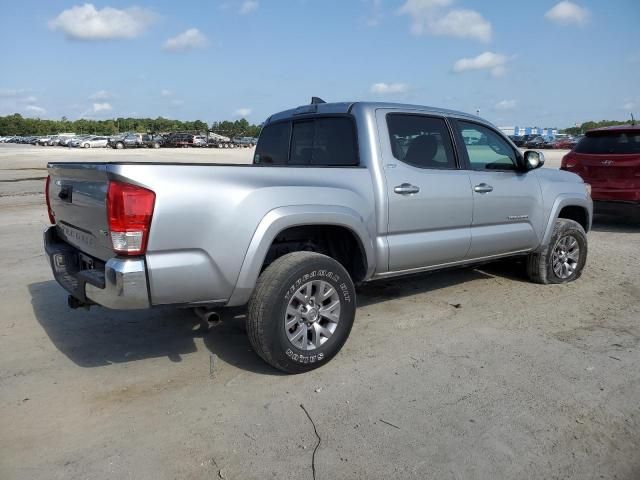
289;118;358;166
456;121;519;171
386;114;456;169
253;122;291;165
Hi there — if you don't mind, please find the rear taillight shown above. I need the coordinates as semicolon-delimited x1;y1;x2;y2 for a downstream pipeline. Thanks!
561;154;577;170
45;175;55;224
106;181;155;255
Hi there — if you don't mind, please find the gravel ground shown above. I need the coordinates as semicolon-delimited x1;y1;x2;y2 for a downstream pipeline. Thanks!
0;144;638;480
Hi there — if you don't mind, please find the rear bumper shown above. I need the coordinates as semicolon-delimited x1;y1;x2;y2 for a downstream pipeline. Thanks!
44;226;150;309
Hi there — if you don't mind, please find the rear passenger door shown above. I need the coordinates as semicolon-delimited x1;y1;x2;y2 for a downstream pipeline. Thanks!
377;111;473;272
452;120;544;258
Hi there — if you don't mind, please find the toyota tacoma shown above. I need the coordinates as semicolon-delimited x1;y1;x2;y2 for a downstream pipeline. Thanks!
44;100;593;373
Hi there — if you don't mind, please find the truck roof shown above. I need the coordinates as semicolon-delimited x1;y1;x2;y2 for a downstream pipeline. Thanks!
266;101;484;125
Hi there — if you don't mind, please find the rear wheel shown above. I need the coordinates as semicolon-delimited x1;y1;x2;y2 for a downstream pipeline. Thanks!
153;142;160;149
115;142;124;150
247;252;356;373
527;219;587;284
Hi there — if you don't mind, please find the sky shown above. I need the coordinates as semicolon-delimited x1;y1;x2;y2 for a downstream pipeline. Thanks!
0;0;639;128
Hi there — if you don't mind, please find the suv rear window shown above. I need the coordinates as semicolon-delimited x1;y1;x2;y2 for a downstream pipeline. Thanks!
574;132;640;154
254;117;358;166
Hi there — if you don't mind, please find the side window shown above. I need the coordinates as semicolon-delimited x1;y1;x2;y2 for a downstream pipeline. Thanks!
457;121;518;171
254;122;291;165
290;117;358;166
386;114;456;169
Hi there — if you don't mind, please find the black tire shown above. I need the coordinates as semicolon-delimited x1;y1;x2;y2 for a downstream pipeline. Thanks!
526;218;587;284
115;142;124;150
247;252;356;373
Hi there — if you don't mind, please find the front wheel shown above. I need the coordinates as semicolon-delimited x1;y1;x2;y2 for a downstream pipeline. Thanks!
526;219;587;284
83;143;90;148
247;252;356;373
115;142;124;150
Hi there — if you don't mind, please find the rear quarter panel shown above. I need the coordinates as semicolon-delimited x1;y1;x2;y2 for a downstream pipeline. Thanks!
109;164;376;306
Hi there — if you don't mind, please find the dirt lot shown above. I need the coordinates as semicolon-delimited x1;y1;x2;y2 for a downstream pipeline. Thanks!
1;144;639;480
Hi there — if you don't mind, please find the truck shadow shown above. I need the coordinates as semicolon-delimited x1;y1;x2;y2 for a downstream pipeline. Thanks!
27;281;280;375
28;264;525;373
591;214;640;234
356;263;527;307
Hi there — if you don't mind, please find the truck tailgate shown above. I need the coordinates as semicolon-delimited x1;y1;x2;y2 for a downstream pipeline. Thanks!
47;163;114;261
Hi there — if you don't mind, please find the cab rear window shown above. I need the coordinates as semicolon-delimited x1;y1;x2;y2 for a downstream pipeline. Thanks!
254;117;358;166
574;132;640;154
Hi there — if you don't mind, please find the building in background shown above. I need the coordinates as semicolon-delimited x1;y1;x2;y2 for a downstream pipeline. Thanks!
499;126;557;137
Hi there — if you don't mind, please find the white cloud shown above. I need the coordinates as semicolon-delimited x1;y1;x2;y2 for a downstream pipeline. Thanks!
622;99;638;111
161;89;173;97
545;1;590;26
453;52;509;77
49;4;157;40
239;1;258;14
494;99;517;111
24;96;38;103
89;90;111;100
370;82;409;94
93;102;112;112
428;9;492;42
171;99;184;106
26;105;46;115
398;0;492;42
163;28;208;52
234;108;252;117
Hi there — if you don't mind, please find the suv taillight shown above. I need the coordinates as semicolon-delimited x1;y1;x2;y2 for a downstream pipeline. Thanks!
106;181;155;255
561;153;577;170
45;175;55;224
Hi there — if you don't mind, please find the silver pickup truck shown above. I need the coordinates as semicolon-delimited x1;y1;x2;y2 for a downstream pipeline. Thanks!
44;100;593;373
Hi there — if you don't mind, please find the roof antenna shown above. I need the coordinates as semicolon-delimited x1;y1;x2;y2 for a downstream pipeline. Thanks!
631;113;636;126
311;97;326;105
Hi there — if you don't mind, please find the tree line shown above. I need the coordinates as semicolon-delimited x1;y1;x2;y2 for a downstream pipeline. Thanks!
561;119;634;136
0;113;262;138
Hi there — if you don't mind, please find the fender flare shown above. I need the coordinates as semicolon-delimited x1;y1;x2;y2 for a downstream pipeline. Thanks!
226;205;376;307
539;194;593;250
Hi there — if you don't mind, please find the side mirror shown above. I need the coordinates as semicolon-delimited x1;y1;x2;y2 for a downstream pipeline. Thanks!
523;150;545;170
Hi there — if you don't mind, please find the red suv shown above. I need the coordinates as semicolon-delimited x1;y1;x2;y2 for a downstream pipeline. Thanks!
561;125;640;218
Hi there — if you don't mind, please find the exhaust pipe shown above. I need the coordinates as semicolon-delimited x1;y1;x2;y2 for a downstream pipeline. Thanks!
194;307;222;327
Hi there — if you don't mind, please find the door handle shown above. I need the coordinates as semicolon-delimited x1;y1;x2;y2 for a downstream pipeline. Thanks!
394;183;420;195
473;183;493;193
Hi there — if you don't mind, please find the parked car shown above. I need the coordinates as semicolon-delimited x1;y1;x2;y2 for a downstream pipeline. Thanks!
234;136;258;147
193;135;208;147
561;124;639;219
44;100;592;373
542;136;557;149
165;133;198;147
524;136;546;149
72;136;89;148
552;137;577;149
80;136;109;148
109;133;164;149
